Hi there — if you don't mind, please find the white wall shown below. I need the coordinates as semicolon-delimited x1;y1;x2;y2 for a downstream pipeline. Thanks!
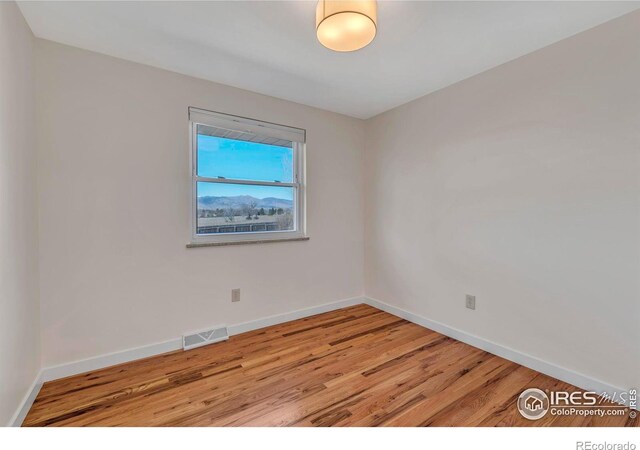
36;40;364;367
364;11;640;390
0;1;40;425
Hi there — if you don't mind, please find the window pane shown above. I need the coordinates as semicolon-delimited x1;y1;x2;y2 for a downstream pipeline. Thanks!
197;182;295;235
197;126;294;183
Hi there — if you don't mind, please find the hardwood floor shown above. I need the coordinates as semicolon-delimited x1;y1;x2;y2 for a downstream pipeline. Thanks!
23;304;637;427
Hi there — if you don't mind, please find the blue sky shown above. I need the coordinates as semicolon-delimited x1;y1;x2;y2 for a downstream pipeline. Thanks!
197;134;293;200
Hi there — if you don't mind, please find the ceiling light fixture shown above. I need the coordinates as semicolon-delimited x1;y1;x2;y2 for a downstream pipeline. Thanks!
316;0;377;52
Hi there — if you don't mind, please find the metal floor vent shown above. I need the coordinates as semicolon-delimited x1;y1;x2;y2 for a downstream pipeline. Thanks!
183;325;229;351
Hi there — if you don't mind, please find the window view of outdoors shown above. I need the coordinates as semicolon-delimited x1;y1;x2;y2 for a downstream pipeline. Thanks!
196;132;295;235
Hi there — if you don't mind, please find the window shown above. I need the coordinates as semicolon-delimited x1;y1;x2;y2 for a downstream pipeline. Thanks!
189;108;306;245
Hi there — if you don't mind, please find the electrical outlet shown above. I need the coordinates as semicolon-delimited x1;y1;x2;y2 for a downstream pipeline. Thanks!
465;294;476;310
231;288;241;302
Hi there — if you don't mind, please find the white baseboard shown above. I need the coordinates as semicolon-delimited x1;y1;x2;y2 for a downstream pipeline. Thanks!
8;369;43;427
363;296;632;405
39;296;364;384
40;339;183;383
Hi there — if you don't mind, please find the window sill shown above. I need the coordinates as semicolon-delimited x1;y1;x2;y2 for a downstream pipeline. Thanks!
186;236;309;248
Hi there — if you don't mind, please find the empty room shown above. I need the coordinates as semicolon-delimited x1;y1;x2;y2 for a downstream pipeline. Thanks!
1;0;639;446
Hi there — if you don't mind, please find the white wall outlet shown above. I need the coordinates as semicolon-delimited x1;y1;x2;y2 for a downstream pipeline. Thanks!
231;288;240;302
465;294;476;310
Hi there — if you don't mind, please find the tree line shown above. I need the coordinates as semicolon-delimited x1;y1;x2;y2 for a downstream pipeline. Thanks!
198;205;289;220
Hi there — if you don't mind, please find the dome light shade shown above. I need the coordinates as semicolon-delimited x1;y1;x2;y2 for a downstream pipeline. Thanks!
316;0;377;52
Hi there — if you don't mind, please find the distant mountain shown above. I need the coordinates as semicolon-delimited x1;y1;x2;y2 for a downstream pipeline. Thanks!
197;195;293;210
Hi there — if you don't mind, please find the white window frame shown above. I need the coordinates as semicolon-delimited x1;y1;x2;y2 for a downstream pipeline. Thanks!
189;107;306;245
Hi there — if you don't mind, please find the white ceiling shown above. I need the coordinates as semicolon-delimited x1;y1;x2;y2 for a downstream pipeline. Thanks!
18;1;640;119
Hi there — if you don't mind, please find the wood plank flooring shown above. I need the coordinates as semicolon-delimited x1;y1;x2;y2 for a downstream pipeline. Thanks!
23;304;637;427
